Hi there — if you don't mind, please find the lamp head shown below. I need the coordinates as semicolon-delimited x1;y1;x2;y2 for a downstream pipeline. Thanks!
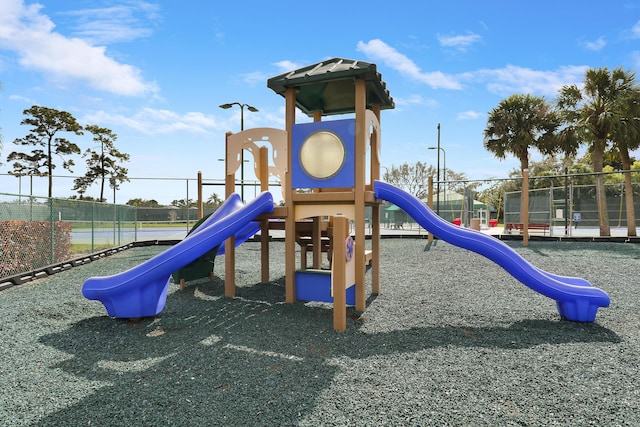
219;103;233;109
247;106;259;112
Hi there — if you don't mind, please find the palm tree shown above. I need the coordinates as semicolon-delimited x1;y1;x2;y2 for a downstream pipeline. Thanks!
556;67;639;236
484;94;559;215
613;89;640;236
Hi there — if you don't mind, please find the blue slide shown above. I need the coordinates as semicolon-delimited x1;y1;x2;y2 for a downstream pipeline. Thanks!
374;180;610;322
82;192;274;318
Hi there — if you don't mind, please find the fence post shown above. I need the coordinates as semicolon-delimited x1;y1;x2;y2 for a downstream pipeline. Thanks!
134;205;138;242
523;169;529;247
428;176;434;243
185;179;190;234
197;171;203;220
113;202;117;247
117;205;121;246
549;186;554;237
564;167;569;236
49;197;55;264
91;202;95;253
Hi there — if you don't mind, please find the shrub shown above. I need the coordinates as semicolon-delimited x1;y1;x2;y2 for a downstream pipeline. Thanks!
0;220;72;277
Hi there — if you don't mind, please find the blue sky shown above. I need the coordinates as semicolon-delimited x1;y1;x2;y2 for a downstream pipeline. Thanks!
1;0;640;204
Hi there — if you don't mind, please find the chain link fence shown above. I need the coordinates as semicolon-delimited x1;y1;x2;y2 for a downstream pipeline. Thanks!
505;181;640;237
0;192;137;279
3;170;639;283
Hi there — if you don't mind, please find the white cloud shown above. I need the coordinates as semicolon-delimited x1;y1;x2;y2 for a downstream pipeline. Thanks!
61;2;161;45
85;108;220;135
632;51;640;69
473;64;588;96
8;93;35;104
457;110;482;120
584;36;606;51
357;39;462;90
393;94;439;109
437;32;482;51
632;20;640;38
357;39;586;96
0;0;157;96
272;60;302;72
241;71;269;86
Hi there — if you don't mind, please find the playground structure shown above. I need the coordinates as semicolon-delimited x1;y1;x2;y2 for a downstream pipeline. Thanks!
82;58;610;330
209;59;393;330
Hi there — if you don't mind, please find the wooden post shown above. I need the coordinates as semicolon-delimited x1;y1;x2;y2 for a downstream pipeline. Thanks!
333;216;347;331
523;168;529;247
224;131;236;297
312;218;322;269
285;87;297;303
258;146;269;192
259;146;270;284
197;171;203;220
428;176;434;243
354;78;366;312
371;104;381;295
312;110;323;270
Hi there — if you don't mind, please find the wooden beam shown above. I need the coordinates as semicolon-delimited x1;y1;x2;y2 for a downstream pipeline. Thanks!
354;78;366;312
285;87;297;303
258;146;270;284
333;216;347;331
197;171;203;220
292;191;354;203
224;131;236;297
371;104;381;295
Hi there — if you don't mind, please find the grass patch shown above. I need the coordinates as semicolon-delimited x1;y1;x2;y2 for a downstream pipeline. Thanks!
70;243;114;255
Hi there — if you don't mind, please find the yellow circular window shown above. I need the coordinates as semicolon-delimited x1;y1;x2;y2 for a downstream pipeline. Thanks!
299;131;346;179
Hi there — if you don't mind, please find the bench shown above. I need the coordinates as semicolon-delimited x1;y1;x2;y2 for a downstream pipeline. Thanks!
505;223;550;235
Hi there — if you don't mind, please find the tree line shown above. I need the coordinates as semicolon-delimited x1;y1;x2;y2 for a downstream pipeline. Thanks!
3;67;638;234
386;66;640;238
1;105;129;202
0;104;224;208
483;66;640;237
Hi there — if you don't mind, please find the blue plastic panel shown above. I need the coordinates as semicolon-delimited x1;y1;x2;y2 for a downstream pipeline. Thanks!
291;119;355;189
295;269;355;305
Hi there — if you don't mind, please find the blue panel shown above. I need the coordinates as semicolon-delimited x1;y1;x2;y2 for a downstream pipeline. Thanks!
295;270;355;305
292;119;355;189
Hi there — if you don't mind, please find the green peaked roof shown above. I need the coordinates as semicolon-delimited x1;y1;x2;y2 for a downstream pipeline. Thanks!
267;58;395;117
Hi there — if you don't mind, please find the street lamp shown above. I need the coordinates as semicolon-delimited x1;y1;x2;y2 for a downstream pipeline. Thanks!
427;145;446;202
219;102;259;201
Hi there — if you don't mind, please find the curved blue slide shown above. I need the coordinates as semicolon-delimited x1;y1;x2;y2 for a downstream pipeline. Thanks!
82;191;274;318
374;181;610;322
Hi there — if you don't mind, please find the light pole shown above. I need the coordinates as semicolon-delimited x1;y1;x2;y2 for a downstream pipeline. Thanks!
219;102;259;201
428;145;446;212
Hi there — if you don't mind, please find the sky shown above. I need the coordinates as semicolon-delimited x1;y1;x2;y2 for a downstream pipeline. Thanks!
1;0;640;205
